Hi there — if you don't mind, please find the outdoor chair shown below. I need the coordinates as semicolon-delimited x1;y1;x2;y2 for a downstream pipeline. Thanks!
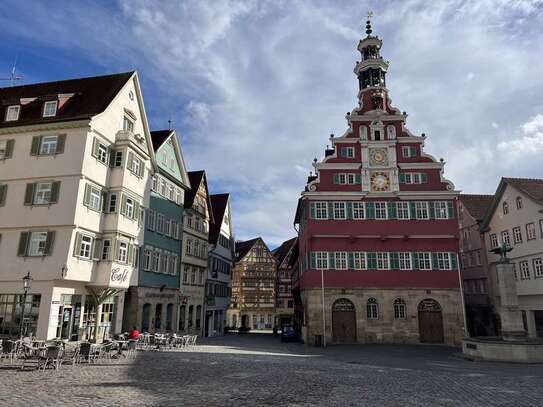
20;343;46;370
0;340;18;364
38;345;63;371
77;342;99;364
63;343;80;366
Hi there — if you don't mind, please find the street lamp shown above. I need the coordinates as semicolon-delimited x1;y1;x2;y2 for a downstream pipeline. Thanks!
19;271;33;339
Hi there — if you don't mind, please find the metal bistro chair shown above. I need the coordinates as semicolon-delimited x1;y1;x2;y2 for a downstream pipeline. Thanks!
0;340;19;364
77;342;98;364
38;345;64;371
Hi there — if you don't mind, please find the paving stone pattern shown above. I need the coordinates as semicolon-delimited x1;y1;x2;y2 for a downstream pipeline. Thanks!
1;334;543;406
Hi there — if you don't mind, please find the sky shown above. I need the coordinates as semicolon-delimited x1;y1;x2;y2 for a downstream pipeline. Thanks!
1;0;543;248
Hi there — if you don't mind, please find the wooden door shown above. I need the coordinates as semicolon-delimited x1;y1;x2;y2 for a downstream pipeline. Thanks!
332;299;357;343
418;299;444;343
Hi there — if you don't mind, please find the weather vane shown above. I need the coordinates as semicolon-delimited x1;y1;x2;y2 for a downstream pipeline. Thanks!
367;10;374;20
365;10;374;35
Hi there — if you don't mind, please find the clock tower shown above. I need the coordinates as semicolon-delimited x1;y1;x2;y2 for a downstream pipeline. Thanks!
294;15;463;347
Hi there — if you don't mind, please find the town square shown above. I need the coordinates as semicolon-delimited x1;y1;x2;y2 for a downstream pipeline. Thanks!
1;1;543;406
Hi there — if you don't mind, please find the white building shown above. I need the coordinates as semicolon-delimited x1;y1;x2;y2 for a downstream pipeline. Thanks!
205;193;234;336
481;178;543;338
0;72;156;340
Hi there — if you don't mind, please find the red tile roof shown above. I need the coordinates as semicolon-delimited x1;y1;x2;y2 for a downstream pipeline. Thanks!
503;177;543;204
459;194;493;221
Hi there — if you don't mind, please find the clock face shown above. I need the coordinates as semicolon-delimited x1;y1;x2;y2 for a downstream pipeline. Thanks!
371;172;390;191
370;148;388;166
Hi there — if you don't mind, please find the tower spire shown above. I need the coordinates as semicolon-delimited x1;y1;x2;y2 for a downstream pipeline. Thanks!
365;10;373;36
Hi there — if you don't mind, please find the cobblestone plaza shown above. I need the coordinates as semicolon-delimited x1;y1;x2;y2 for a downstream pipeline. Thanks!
1;334;542;406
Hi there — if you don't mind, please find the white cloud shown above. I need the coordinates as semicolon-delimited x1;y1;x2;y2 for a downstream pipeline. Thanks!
497;113;543;156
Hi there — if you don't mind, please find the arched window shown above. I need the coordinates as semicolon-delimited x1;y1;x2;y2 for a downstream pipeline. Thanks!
502;201;509;215
393;298;407;319
366;298;379;319
387;125;396;140
516;197;523;210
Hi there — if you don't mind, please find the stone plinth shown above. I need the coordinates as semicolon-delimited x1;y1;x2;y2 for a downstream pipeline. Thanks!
496;261;526;340
463;338;543;363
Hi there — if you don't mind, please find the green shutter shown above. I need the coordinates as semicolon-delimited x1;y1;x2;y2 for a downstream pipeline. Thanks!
450;253;458;270
390;252;399;269
56;134;66;154
447;201;454;219
428;201;435;219
5;139;14;158
30;136;41;155
50;181;61;204
333;174;339;184
421;173;428;183
431;253;439;270
101;191;108;212
310;202;316;219
24;183;35;205
411;252;419;269
355;174;361;184
366;202;375;219
17;232;30;256
346;202;353;219
44;231;55;255
128;151;134;171
127;244;134;264
387;202;397;219
367;252;377;270
347;252;354;269
340;147;346;157
310;252;317;269
92;239;102;260
92;137;99;158
328;252;335;269
399;173;406;183
83;184;91;207
0;184;6;206
73;232;82;256
410;146;417;157
409;202;416;219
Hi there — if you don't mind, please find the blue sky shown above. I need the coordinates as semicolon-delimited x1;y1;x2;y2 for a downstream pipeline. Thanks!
2;0;543;247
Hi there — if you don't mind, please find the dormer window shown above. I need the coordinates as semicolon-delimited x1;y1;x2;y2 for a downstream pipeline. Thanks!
43;101;58;117
5;105;20;121
516;197;523;210
123;116;134;133
502;201;509;215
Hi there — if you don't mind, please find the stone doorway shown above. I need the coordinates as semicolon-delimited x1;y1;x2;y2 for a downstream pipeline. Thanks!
332;298;357;343
418;299;444;343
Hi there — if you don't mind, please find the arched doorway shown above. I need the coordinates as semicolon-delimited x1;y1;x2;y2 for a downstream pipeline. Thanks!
241;314;249;329
332;298;357;343
418;299;444;343
142;303;151;332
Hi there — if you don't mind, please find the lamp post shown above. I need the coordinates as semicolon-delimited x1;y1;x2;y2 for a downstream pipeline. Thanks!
19;271;33;339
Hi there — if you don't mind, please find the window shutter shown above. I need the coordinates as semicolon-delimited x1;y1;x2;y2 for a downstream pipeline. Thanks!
367;252;377;269
310;252;317;269
50;181;61;203
390;252;399;269
431;253;439;270
139;160;145;177
310;202;316;219
101;191;108;212
340;147;346;157
109;149;116;167
366;202;375;219
92;137;99;158
409;202;416;219
92;239;102;260
387;202;396;219
5;139;14;158
128;244;134;265
410;146;417;157
347;252;354;269
30;136;41;155
128;151;134;171
333;174;339;184
346;202;353;219
17;232;30;256
355;173;361;184
447;201;454;219
0;184;6;206
420;173;428;183
24;183;35;205
450;253;458;270
399;173;406;183
328;252;335;269
327;202;334;219
411;252;419;269
56;134;66;154
44;231;55;255
114;239;120;262
83;184;91;207
428;201;435;219
73;232;82;256
121;195;127;216
134;202;140;221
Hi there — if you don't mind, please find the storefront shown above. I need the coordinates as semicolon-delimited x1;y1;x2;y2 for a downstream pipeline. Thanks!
122;286;179;333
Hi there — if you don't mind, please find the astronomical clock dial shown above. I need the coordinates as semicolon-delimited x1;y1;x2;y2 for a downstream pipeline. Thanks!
369;148;388;166
370;172;390;191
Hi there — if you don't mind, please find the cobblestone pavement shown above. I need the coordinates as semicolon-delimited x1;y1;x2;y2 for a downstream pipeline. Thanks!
1;334;543;406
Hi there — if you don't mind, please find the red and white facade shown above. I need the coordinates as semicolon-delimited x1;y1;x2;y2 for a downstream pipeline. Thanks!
294;21;463;346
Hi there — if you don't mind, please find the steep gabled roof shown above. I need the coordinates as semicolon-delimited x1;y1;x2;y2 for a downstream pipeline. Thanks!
208;193;230;245
272;237;297;267
150;129;172;151
459;194;493;222
184;170;214;223
150;129;190;190
235;238;261;262
0;71;134;129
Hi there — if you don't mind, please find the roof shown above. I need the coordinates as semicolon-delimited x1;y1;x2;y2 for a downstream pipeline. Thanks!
0;71;134;129
150;129;172;151
184;170;214;223
235;238;261;262
459;194;493;222
208;193;230;245
272;237;297;266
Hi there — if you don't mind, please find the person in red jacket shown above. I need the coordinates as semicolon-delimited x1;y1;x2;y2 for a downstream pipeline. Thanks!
127;326;140;340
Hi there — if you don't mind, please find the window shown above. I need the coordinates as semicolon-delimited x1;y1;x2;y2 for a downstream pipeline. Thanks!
540;220;543;238
526;223;536;240
532;258;542;278
5;105;20;121
402;146;416;158
152;251;160;272
501;230;511;246
399;252;412;270
123;116;134;132
333;202;346;219
34;182;52;205
516;197;523;210
183;265;189;283
502;201;509;215
437;253;451;270
125;197;134;219
415;202;429;219
102;240;111;260
353;252;366;269
376;252;389;269
335;252;347;269
341;147;354;158
79;235;93;259
89;187;101;211
315;252;328;269
338;173;346;184
393;298;406;319
43;101;58;117
519;261;530;280
132;157;141;176
347;173;357;184
352;202;365;219
434;201;448;219
118;241;128;263
186;239;193;256
367;298;379;319
513;227;522;244
108;194;117;213
397;202;410;219
490;234;498;249
0;139;14;159
114;151;123;167
314;202;328;219
191;268;196;284
97;143;108;163
418;252;432;270
375;202;387;219
143;247;151;270
28;232;48;256
164;218;171;236
40;135;58;155
199;269;204;284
